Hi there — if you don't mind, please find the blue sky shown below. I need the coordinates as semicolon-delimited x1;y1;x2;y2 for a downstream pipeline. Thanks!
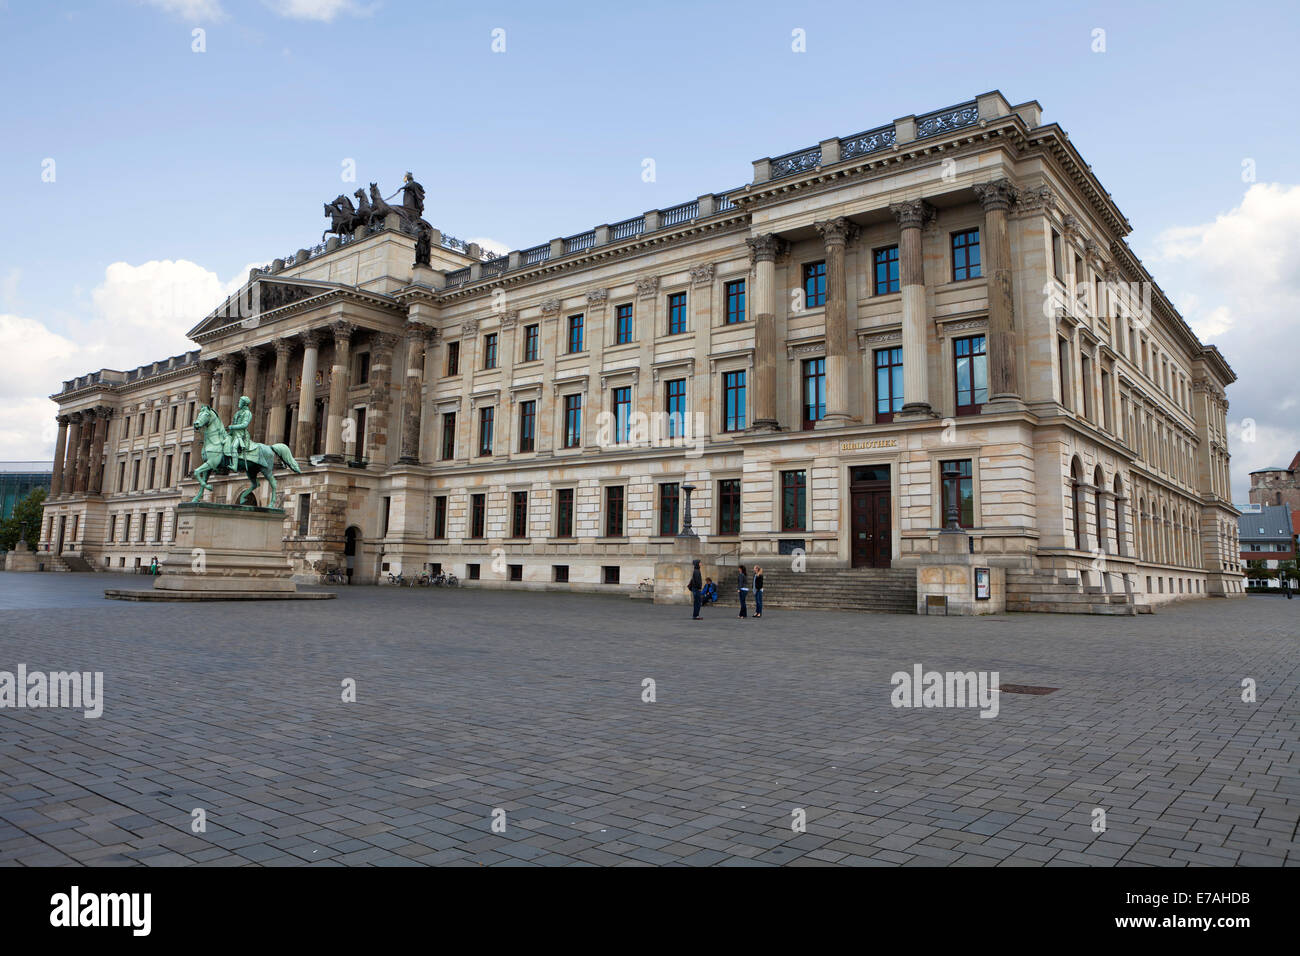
3;0;1299;500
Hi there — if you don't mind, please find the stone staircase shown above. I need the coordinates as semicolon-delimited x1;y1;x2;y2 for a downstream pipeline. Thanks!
1006;568;1148;615
38;553;90;572
712;566;917;614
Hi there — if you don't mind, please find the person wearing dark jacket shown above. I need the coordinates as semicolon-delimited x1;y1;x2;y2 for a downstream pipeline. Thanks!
701;578;718;605
737;565;749;618
753;566;764;618
687;559;703;620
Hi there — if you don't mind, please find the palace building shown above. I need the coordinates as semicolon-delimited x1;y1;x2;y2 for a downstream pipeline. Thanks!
38;91;1244;609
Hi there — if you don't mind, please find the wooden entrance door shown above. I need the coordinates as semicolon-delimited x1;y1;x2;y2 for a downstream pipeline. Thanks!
850;466;892;568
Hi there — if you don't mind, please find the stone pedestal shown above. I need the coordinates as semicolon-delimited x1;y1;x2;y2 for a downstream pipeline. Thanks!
653;534;719;605
914;532;1005;614
105;502;332;601
4;545;38;572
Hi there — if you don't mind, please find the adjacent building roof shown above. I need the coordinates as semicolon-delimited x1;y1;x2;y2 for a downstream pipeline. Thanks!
1238;504;1294;542
0;461;54;473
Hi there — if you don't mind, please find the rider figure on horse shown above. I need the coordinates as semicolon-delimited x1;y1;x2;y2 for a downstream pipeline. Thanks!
225;396;253;472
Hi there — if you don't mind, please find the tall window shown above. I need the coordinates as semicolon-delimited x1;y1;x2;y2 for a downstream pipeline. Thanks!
478;406;494;456
940;459;974;528
659;482;680;536
1051;229;1064;281
1058;338;1072;410
725;279;746;324
875;347;904;423
518;400;536;452
523;324;539;362
615;303;633;344
665;379;686;438
1080;353;1093;421
718;479;741;535
780;470;807;532
802;261;826;308
169;405;178;429
470;493;485;538
446;341;460;376
440;412;456;460
952;229;981;281
667;292;687;335
1101;370;1113;432
555;488;574;537
563;394;582;448
297;494;311;536
723;371;746;432
567;314;584;353
433;496;447;538
954;335;987;415
483;333;498;369
873;245;900;295
612;386;632;444
605;485;625;537
802;358;825;430
511;491;528;538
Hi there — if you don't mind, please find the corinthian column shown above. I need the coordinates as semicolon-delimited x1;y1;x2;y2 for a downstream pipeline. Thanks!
267;339;292;445
63;414;82;495
192;359;214;470
745;234;786;431
813;217;859;424
399;321;432;464
49;416;69;497
323;321;355;462
366;332;399;465
973;178;1022;407
241;346;263;415
216;355;237;424
295;330;322;459
889;199;936;418
72;413;92;493
88;408;111;495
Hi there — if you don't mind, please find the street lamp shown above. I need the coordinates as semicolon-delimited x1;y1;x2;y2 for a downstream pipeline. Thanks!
680;483;696;537
941;463;962;532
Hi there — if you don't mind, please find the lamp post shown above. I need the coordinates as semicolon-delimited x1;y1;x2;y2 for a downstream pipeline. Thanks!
680;483;697;537
941;463;962;532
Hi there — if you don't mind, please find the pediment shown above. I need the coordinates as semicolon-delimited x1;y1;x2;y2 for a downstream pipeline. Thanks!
187;275;342;338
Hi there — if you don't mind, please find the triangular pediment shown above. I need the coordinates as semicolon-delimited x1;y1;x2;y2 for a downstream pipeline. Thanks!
187;275;342;339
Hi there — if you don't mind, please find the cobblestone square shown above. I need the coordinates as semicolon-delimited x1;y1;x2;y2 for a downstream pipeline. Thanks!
1;574;1296;867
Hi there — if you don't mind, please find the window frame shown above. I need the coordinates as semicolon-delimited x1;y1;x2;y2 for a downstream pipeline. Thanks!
724;279;746;324
802;261;826;308
477;406;494;457
518;399;536;453
615;303;633;345
722;370;746;433
522;324;539;363
874;346;903;423
666;291;687;336
953;334;988;416
780;470;807;532
951;228;981;282
567;314;584;353
873;245;900;295
801;357;825;431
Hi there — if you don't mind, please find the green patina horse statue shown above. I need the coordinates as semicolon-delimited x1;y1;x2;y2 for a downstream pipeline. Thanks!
190;404;300;508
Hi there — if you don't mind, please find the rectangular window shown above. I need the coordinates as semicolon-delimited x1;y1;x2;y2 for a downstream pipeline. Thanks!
187;401;194;426
470;493;485;538
352;406;366;459
1074;254;1086;309
357;351;370;385
153;410;161;432
556;488;574;537
297;494;311;536
603;566;620;585
1058;338;1072;409
873;245;900;295
163;455;173;487
118;461;125;491
1080;353;1093;421
446;341;460;376
725;279;746;324
665;378;686;439
563;394;582;448
508;564;523;582
612;386;632;444
567;314;584;353
511;491;528;538
467;563;480;580
615;303;633;344
781;470;807;532
170;405;178;429
954;335;988;415
381;496;390;536
723;370;746;432
523;324;539;362
952;229;981;281
1052;229;1064;282
440;411;456;460
518;400;536;452
132;459;140;490
802;261;826;308
107;514;115;541
605;485;625;537
478;407;494;456
940;459;975;529
659;483;680;536
553;565;569;583
483;333;498;370
667;292;687;335
123;417;130;439
718;478;741;535
802;357;825;430
181;451;189;479
874;347;904;423
1101;370;1113;432
433;495;447;538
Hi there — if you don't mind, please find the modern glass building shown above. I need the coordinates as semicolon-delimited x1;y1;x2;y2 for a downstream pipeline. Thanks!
1;462;52;522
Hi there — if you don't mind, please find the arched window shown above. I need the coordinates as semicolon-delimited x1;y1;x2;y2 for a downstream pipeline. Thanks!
1071;460;1085;551
1094;465;1107;554
1114;475;1127;556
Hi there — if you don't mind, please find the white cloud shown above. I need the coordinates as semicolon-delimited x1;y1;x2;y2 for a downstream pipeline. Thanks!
1150;183;1300;500
262;0;374;21
468;236;512;257
140;0;226;21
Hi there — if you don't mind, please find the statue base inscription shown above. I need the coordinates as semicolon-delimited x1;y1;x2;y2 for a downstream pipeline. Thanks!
105;503;334;602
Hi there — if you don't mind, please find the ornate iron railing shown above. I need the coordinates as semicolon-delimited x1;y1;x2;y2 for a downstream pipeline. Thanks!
610;217;646;241
441;234;471;253
840;124;896;159
522;243;550;265
660;200;698;226
770;145;821;180
915;101;979;139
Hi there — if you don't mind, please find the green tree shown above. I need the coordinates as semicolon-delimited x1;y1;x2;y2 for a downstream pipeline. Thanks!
0;487;46;552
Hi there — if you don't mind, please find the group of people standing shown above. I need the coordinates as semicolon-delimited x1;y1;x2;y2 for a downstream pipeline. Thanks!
687;560;764;620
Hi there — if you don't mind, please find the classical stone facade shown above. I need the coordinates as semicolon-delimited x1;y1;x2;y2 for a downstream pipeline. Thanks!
40;91;1244;606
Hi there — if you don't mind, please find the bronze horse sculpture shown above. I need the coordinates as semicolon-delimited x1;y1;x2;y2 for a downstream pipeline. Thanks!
190;405;301;508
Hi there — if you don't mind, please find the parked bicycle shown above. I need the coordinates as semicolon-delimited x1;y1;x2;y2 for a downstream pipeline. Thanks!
434;571;459;587
415;571;432;587
324;567;347;585
387;571;405;587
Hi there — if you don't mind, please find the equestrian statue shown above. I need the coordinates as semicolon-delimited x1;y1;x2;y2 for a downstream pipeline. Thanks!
190;396;301;508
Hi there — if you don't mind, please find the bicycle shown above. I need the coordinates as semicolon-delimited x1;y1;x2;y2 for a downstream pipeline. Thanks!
324;567;347;585
387;571;405;587
416;571;432;587
443;573;459;588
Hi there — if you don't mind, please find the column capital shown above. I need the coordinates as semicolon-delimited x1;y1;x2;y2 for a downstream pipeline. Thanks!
198;358;217;375
217;354;238;371
273;337;294;359
67;411;84;424
371;332;400;355
93;405;114;420
298;328;323;350
240;344;265;364
405;319;436;341
56;414;71;426
973;178;1018;213
331;320;356;344
813;217;859;247
745;234;787;265
889;199;936;230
